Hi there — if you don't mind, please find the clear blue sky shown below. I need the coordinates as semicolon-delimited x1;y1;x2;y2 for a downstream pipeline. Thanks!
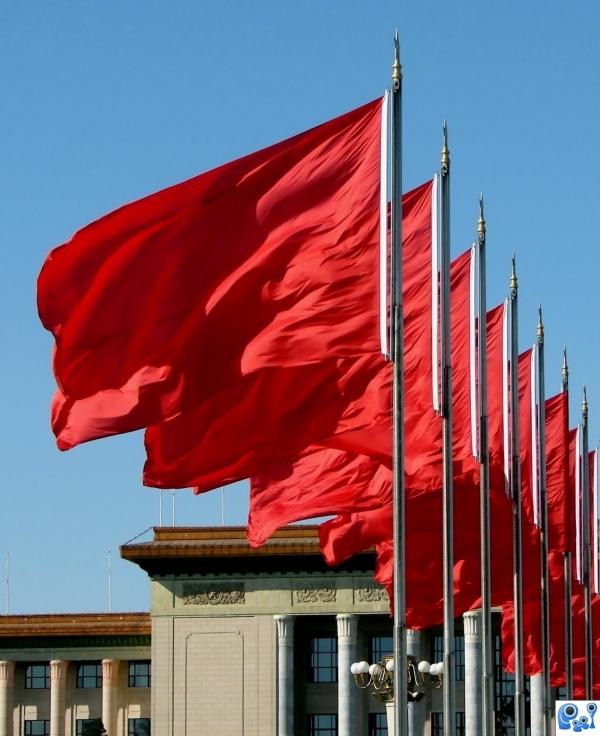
1;2;598;614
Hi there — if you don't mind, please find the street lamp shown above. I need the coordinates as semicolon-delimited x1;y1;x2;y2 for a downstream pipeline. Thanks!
351;655;443;703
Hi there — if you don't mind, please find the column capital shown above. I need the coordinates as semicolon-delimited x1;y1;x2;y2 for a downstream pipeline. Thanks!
0;661;14;684
463;610;482;643
101;659;120;686
50;660;68;682
336;613;358;641
274;614;295;640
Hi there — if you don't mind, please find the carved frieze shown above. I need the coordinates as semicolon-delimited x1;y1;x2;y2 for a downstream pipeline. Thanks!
181;583;245;606
356;584;388;603
294;584;337;604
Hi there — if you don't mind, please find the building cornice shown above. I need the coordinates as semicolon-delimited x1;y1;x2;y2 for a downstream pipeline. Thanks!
121;526;377;577
0;612;150;639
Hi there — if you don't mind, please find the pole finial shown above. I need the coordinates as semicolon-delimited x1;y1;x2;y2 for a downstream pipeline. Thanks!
392;31;402;88
477;193;486;242
583;386;588;419
441;121;450;173
510;254;518;297
562;346;569;387
537;304;544;343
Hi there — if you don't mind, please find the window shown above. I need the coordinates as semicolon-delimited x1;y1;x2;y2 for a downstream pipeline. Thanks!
494;633;515;735
432;634;465;681
76;662;102;688
308;714;337;735
368;712;388;735
309;637;337;683
25;664;50;689
128;718;151;736
431;712;466;736
24;722;50;736
75;720;105;736
128;661;151;687
369;635;393;664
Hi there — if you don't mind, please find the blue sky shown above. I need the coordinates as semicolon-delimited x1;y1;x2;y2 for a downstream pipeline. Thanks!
1;2;598;614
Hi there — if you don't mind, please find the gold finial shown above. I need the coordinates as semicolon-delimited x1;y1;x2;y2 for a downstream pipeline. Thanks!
561;347;569;386
392;31;402;89
441;121;450;173
582;386;588;419
509;254;518;297
477;193;486;243
537;305;544;343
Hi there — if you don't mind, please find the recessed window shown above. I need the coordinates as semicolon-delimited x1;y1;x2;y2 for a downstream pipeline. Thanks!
128;660;151;687
432;634;465;681
309;637;337;683
76;663;102;689
25;664;50;689
308;714;337;735
24;721;50;736
369;635;393;664
75;720;104;736
368;712;388;735
128;718;151;736
431;712;466;736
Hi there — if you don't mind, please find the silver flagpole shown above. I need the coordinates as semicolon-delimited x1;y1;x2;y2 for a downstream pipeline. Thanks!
440;123;455;736
561;350;573;699
477;197;494;736
581;387;593;698
509;257;526;736
390;32;408;736
535;309;551;735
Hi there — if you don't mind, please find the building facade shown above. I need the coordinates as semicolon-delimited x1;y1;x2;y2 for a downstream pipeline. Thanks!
0;526;548;736
0;613;151;736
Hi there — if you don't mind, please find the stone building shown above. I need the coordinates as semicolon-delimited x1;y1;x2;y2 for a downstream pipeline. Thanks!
0;612;150;736
0;526;531;736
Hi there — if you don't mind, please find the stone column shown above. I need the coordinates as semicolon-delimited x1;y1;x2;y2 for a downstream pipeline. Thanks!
530;673;544;736
407;629;423;736
337;614;359;736
463;611;483;736
101;659;120;736
0;661;15;736
50;660;69;736
274;615;295;736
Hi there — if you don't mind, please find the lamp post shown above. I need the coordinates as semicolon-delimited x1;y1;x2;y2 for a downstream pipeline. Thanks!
351;655;443;736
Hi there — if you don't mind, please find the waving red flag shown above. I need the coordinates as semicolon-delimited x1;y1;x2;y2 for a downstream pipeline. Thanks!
144;180;435;491
250;249;489;629
38;98;384;449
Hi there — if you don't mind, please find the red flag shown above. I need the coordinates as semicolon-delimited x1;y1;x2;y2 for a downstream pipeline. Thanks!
145;180;435;491
144;353;390;490
38;98;384;449
250;249;487;631
544;392;571;685
249;449;390;548
546;392;571;553
501;349;544;675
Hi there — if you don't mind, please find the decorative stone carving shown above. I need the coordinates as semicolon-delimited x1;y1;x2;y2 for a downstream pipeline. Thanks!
463;609;482;642
294;584;337;604
274;615;295;640
0;661;14;683
50;660;68;683
101;659;120;686
182;583;245;605
336;614;358;640
356;584;388;603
